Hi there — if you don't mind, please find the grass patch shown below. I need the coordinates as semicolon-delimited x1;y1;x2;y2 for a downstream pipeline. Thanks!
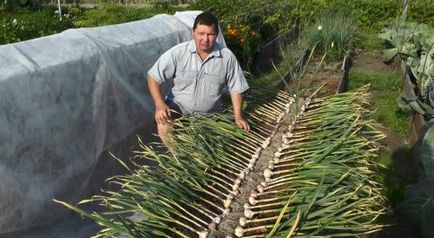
357;31;384;51
348;69;408;135
348;67;416;208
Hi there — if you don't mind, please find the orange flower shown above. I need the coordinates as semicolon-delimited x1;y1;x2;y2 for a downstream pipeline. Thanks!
240;38;245;44
227;28;238;36
226;29;236;36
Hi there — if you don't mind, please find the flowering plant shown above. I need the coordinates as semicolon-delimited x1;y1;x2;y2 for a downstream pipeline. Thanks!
224;23;261;68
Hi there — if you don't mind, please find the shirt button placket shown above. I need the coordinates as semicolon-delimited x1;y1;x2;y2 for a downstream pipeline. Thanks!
195;64;204;109
193;58;202;110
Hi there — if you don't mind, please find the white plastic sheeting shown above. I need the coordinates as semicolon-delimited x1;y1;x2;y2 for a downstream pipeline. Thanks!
0;11;223;235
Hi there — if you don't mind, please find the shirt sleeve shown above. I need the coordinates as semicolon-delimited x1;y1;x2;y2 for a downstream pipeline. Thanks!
147;48;177;85
226;52;249;94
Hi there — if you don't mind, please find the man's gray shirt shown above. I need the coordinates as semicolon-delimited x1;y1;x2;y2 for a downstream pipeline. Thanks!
148;40;249;115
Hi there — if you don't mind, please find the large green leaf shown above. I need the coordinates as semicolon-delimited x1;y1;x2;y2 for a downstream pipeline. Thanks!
420;121;434;179
398;94;426;115
378;29;397;44
400;42;418;58
407;57;421;82
383;48;399;61
418;52;434;75
398;121;434;238
420;75;434;106
399;178;434;238
421;35;434;52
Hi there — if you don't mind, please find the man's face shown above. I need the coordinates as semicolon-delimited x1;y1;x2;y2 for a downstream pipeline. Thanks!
193;23;218;54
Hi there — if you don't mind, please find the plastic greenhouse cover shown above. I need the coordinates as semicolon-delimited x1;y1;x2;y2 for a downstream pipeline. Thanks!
0;11;226;235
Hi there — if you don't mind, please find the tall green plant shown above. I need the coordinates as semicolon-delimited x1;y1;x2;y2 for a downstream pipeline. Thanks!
303;9;358;59
380;19;434;238
398;121;434;238
379;21;434;119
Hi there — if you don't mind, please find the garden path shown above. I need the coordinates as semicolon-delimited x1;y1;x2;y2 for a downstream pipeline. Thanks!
353;49;421;238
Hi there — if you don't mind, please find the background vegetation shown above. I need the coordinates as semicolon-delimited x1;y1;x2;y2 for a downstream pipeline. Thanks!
3;0;434;237
2;0;434;67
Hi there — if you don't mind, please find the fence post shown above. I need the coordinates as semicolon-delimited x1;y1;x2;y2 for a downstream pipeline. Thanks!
57;0;62;20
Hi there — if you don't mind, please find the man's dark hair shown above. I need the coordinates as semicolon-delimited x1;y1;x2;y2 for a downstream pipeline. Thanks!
193;12;219;34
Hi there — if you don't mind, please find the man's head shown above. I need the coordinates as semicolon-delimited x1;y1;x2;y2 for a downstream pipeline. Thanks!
192;12;219;55
193;12;219;34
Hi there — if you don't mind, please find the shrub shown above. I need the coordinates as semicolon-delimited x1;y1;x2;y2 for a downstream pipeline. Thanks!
328;0;402;31
191;0;307;41
73;3;176;27
223;23;261;67
407;0;434;26
1;0;41;12
0;4;180;44
191;0;301;68
0;7;74;44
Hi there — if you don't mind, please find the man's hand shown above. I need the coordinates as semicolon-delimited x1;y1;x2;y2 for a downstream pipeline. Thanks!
231;93;250;132
235;116;250;131
148;74;172;125
155;102;171;125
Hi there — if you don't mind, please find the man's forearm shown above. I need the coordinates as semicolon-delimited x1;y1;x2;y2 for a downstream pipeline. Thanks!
231;93;250;131
148;74;172;124
147;75;165;106
231;93;244;118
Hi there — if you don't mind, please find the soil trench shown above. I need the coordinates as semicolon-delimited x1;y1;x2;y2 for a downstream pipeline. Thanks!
209;102;297;237
208;55;344;237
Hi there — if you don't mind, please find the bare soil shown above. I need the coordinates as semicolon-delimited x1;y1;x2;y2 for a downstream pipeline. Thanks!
353;49;393;73
209;105;296;237
302;58;343;98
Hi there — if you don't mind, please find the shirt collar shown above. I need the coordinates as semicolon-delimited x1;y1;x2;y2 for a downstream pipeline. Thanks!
188;40;222;58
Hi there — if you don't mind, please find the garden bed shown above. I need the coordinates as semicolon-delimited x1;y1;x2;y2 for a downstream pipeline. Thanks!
208;53;354;237
292;52;352;98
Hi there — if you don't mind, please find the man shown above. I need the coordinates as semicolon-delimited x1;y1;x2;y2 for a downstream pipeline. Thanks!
147;12;250;147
